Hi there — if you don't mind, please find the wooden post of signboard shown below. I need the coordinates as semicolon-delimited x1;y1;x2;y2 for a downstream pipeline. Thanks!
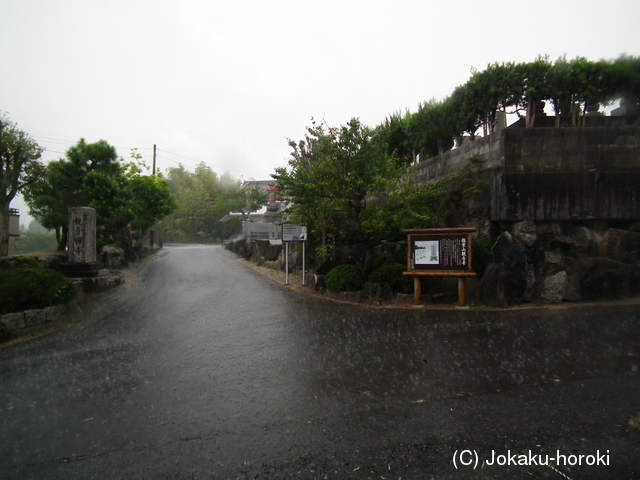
403;227;477;307
458;277;467;306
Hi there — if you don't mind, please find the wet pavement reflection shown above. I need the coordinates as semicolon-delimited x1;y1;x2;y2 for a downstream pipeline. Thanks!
1;245;638;479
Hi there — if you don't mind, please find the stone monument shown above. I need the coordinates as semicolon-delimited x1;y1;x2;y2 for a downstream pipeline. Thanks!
59;207;109;291
68;207;97;264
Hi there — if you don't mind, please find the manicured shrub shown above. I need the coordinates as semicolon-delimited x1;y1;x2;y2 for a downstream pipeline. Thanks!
9;256;43;269
368;263;413;293
0;268;76;315
326;264;364;293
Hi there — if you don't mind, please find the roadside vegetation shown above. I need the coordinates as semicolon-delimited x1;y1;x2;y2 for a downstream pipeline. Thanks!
271;54;640;293
376;55;640;164
24;142;178;250
0;258;75;315
156;164;267;244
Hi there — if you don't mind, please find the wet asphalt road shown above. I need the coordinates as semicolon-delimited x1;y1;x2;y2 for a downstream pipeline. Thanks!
1;245;639;479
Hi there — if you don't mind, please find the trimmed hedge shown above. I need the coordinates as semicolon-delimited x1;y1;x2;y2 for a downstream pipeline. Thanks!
0;268;76;315
326;264;364;293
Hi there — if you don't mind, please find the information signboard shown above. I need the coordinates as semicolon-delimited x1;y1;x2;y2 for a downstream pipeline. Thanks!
282;223;307;242
403;227;476;306
405;228;475;273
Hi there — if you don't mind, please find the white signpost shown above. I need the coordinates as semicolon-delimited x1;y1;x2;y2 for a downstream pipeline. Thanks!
282;223;307;286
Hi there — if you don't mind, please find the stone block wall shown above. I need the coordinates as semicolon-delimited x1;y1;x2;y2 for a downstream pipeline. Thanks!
412;126;640;305
413;132;503;186
494;127;640;221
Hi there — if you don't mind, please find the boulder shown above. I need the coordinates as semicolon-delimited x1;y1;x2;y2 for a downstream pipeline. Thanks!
567;225;600;256
491;232;535;304
0;312;25;332
565;257;632;301
0;320;14;343
539;271;568;303
23;309;47;328
313;274;326;292
536;232;578;275
477;263;508;308
512;220;537;248
101;246;128;269
601;228;640;263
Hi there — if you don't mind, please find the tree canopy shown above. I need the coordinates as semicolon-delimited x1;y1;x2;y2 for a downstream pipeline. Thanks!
24;141;176;250
0;113;44;257
273;118;476;276
376;55;640;162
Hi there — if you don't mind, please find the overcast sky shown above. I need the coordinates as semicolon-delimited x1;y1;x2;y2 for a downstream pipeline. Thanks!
3;0;640;223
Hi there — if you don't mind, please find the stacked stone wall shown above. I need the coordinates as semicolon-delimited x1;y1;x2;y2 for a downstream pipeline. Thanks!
412;126;640;305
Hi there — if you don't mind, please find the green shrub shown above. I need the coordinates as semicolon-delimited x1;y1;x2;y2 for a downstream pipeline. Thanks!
372;252;394;271
0;268;76;315
10;256;43;269
326;264;364;293
369;263;413;293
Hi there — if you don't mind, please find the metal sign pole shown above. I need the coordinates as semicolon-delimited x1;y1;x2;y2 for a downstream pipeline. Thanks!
302;241;306;286
285;241;289;285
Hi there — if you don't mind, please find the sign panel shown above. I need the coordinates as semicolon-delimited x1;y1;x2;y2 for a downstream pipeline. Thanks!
405;228;475;272
282;223;307;242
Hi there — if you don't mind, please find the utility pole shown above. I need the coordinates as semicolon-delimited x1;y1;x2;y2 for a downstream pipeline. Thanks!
150;144;157;248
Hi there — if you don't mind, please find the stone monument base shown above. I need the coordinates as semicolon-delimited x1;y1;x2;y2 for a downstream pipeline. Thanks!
59;262;108;278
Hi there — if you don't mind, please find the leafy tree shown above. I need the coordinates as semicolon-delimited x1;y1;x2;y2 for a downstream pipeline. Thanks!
377;110;415;166
275;118;437;277
127;175;177;242
409;100;455;158
117;150;177;244
0;114;44;257
24;139;124;250
25;142;176;251
514;56;552;127
609;55;640;105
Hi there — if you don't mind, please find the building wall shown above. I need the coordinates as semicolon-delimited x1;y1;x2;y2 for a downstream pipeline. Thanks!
412;126;640;223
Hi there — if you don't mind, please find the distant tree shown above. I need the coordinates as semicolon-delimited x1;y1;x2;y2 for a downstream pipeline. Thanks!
157;164;265;242
0;113;44;257
15;220;57;254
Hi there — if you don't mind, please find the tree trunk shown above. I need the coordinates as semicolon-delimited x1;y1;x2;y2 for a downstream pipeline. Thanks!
0;204;9;257
525;99;536;128
362;246;375;279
